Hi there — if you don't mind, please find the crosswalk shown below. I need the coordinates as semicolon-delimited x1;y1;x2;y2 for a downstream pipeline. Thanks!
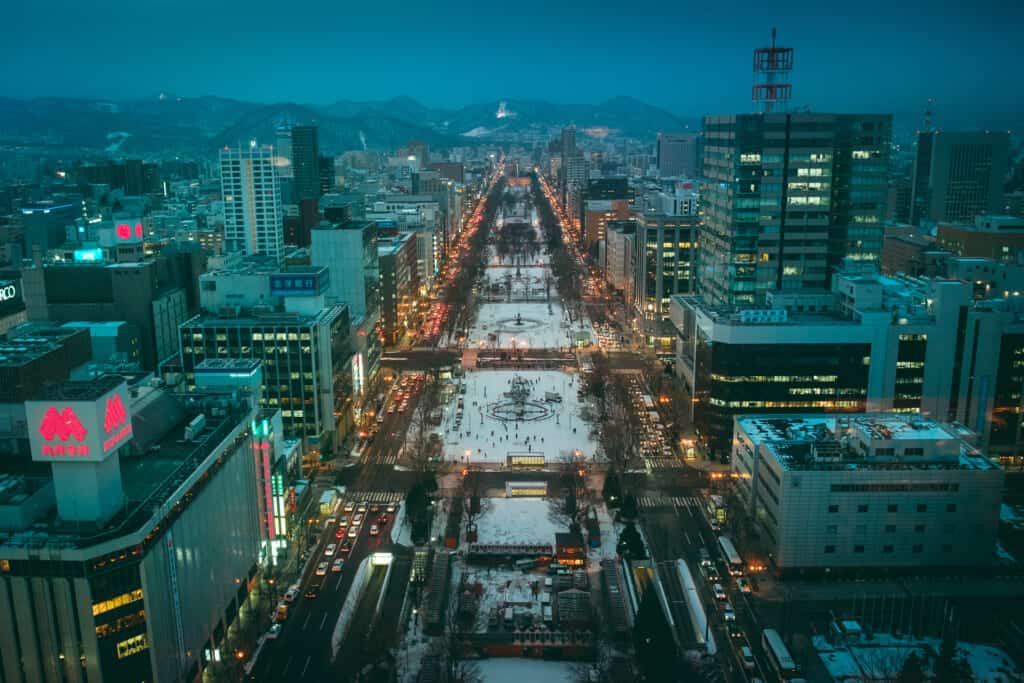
341;490;405;504
637;495;701;511
644;458;688;471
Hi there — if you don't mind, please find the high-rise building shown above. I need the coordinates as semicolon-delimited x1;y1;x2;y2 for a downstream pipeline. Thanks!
731;413;1003;575
275;124;294;180
19;199;83;253
377;233;419;345
670;266;1024;462
633;211;698;350
318;154;335;195
909;130;1010;226
220;143;284;260
312;220;379;320
560;126;576;162
581;178;632;249
0;377;274;682
656;132;700;178
605;220;636;304
291;125;321;201
700;113;892;306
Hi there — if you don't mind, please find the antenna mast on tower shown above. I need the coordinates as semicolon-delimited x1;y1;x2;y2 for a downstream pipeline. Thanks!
752;28;794;113
923;98;934;132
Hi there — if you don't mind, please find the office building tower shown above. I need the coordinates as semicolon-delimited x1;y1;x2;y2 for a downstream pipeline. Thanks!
220;143;284;260
731;413;1002;574
910;130;1010;226
560;126;576;161
700;113;892;306
581;178;632;249
180;264;353;443
670;266;1024;462
377;233;419;345
633;211;698;349
312;220;379;320
0;377;274;682
274;124;294;179
291;125;320;201
656;132;700;178
318;154;335;195
605;220;637;304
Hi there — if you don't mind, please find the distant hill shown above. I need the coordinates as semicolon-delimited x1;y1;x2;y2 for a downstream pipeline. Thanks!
0;93;700;156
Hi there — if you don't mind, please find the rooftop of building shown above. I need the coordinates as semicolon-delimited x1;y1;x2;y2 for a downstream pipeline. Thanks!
313;219;375;232
38;374;123;401
941;215;1024;233
182;303;344;327
0;324;89;369
735;413;999;474
0;389;253;554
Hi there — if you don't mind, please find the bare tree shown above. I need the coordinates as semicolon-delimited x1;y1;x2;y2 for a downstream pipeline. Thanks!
405;378;443;473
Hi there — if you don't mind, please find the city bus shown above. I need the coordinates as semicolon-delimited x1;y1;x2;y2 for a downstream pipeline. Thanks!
717;536;744;576
761;628;800;680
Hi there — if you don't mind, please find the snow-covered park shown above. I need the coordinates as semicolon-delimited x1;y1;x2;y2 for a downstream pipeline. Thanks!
438;370;597;465
473;498;560;546
466;302;591;350
475;658;578;682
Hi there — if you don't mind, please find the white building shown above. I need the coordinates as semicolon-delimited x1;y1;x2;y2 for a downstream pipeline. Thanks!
220;143;284;260
732;413;1004;574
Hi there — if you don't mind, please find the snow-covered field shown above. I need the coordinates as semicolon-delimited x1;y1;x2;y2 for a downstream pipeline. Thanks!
438;369;596;465
466;302;591;349
473;497;561;546
475;658;577;682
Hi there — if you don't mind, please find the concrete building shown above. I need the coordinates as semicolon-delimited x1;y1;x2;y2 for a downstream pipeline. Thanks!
290;125;321;202
731;413;1003;575
21;260;189;370
670;265;1024;462
910;130;1010;226
0;377;273;682
19;200;83;253
633;211;698;351
936;214;1024;262
220;144;284;260
581;178;632;250
180;263;353;445
0;277;27;335
700;113;892;306
377;233;418;345
656;132;700;178
881;224;938;276
61;321;142;365
605;220;636;304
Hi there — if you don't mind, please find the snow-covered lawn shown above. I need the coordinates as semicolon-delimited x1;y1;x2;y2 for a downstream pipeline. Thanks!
474;658;577;682
461;566;547;633
466;301;590;350
474;497;562;546
438;369;596;465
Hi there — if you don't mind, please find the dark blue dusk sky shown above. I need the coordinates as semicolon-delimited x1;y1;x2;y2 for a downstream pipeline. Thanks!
2;0;1022;128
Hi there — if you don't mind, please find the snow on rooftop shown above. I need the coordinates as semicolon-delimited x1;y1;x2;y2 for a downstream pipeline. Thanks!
474;497;561;546
475;658;577;683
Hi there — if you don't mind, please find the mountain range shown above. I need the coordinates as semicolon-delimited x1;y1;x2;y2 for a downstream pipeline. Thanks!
0;94;699;157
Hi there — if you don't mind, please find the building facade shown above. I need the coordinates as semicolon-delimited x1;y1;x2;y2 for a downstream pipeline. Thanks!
731;413;1003;575
910;130;1010;226
700;113;892;306
656;132;700;178
220;144;284;260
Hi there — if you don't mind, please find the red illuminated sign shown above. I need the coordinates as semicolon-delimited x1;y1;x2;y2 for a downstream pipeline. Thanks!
39;407;90;457
102;394;132;452
115;222;144;241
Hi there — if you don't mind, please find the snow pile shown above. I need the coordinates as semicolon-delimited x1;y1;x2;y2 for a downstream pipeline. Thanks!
474;497;560;546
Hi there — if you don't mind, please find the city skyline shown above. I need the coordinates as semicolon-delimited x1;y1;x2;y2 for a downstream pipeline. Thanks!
3;0;1023;130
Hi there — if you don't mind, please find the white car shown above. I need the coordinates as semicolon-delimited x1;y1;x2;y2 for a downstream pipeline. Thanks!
343;502;355;513
324;544;337;557
386;503;397;513
713;583;727;600
283;586;299;603
332;558;344;573
369;524;379;536
740;645;755;670
723;602;736;621
315;562;328;576
352;513;364;525
348;527;359;538
266;623;283;640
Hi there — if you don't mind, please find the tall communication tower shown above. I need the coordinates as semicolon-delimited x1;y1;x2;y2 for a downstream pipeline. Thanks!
752;28;794;113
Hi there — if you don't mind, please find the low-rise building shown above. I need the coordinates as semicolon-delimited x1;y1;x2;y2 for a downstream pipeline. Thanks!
732;413;1003;574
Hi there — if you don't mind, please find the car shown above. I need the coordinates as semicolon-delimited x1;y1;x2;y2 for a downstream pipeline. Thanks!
369;524;380;536
356;502;368;513
740;645;755;670
710;520;722;533
723;602;736;621
343;502;355;513
728;622;745;639
348;527;359;538
335;527;346;539
325;517;336;528
266;623;283;640
386;503;397;514
352;513;364;525
713;583;727;600
332;558;345;573
370;503;381;513
737;578;753;594
283;587;299;603
338;515;349;527
378;514;389;525
304;586;320;599
340;538;353;553
324;543;337;556
704;566;720;583
315;562;328;576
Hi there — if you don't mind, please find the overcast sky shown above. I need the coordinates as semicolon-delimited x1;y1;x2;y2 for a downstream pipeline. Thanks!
2;0;1021;129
